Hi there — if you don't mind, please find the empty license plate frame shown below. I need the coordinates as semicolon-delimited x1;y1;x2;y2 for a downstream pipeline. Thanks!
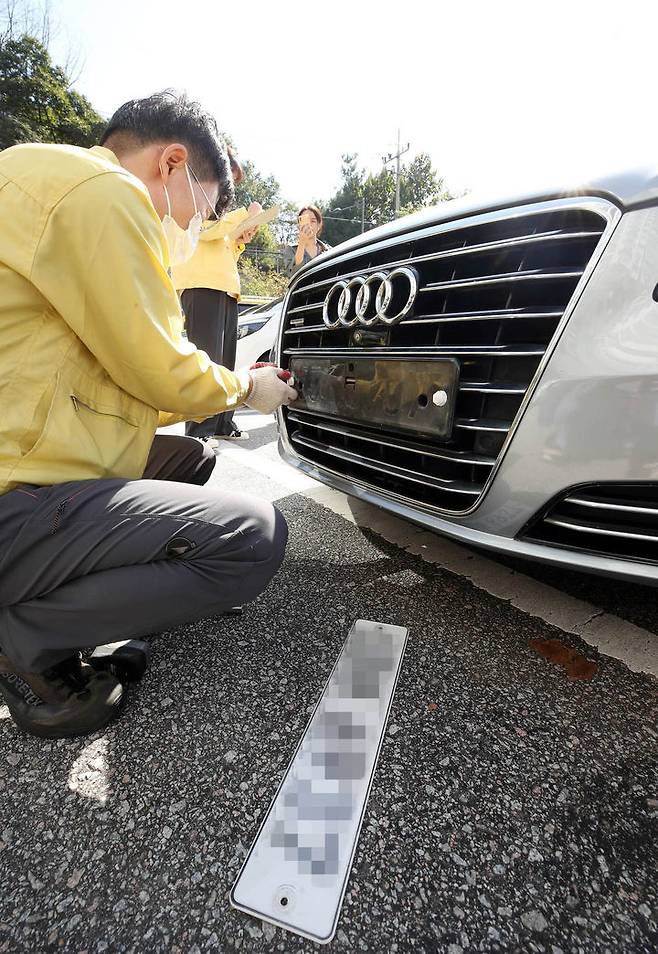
289;356;459;440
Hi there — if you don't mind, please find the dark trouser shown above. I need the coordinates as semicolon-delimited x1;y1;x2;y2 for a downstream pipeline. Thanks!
0;435;288;672
181;287;238;438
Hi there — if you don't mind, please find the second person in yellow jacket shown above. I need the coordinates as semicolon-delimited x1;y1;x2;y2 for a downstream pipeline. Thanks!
172;152;260;444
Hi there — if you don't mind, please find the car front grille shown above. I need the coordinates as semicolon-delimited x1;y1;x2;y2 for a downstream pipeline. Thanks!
522;484;658;564
279;199;612;514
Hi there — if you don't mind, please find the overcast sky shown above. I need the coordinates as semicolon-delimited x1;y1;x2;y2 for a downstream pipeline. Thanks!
51;0;657;209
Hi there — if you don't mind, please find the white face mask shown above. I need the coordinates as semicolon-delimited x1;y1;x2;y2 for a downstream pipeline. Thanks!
161;164;203;266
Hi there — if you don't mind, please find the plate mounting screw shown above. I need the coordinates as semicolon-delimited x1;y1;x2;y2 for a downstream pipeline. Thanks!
432;389;448;407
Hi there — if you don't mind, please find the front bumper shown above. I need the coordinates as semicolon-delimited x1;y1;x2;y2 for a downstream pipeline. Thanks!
278;204;658;583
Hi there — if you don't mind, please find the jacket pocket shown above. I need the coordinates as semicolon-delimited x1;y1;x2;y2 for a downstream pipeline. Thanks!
70;393;140;427
68;387;152;476
12;374;154;486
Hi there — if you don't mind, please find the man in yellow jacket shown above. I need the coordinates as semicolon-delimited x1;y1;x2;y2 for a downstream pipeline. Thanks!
0;92;297;739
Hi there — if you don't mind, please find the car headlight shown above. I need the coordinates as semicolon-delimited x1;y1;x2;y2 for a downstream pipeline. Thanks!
237;315;271;339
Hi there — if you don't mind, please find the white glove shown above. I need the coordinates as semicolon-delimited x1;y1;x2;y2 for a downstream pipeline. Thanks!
245;366;298;414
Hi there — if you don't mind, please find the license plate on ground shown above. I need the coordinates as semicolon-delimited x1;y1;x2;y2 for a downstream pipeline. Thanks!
230;620;409;944
289;357;459;439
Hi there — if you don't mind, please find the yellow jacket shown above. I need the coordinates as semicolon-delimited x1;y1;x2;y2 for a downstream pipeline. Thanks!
171;208;250;299
0;143;251;496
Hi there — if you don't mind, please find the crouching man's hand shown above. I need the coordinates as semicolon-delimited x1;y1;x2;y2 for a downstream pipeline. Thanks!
244;365;298;414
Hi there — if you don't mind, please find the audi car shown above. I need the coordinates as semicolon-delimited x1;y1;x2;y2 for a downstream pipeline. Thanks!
274;168;658;584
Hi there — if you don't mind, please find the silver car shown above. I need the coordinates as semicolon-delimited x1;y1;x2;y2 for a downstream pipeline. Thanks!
275;169;658;584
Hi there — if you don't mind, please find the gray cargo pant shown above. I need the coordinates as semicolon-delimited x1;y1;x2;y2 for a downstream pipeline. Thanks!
0;435;288;672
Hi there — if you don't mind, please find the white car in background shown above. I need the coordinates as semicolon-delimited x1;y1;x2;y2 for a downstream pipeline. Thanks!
236;296;284;368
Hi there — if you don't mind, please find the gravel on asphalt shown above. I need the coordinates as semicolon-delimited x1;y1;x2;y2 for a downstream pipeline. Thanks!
1;491;657;954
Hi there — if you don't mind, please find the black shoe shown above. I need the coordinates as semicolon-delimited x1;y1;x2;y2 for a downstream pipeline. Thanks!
215;430;250;441
0;652;126;739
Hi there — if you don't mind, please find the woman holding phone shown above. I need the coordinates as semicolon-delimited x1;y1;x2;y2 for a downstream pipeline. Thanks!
285;205;330;276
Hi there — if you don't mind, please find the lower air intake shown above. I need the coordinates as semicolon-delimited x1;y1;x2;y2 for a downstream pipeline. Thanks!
522;483;658;564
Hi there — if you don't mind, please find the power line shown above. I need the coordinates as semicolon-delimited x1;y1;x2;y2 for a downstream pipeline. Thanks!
325;201;371;231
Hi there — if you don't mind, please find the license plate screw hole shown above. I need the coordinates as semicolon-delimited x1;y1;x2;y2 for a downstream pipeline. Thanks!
418;393;429;408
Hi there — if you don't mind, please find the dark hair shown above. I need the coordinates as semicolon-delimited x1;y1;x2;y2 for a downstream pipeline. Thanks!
298;205;323;235
100;90;233;215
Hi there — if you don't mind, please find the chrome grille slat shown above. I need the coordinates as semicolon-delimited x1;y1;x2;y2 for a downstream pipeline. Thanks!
287;411;496;466
565;495;658;517
459;383;527;395
545;517;658;544
284;308;565;334
403;308;563;325
422;267;584;294
290;433;483;496
283;346;546;358
524;483;658;564
287;303;323;315
279;200;612;515
285;323;332;334
455;418;511;433
287;228;599;298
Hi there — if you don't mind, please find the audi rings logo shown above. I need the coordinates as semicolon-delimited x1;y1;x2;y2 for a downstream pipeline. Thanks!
322;267;418;329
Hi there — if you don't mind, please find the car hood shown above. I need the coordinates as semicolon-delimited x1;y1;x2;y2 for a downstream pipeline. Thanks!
308;164;658;268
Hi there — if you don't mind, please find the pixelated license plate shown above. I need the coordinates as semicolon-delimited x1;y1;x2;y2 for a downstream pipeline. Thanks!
230;620;408;944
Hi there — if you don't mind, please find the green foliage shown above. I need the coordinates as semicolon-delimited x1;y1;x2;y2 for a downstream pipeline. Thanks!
321;152;452;247
399;153;452;214
234;159;279;210
241;221;289;273
0;33;105;149
319;154;364;248
224;155;297;248
275;199;300;246
248;221;278;254
237;257;289;298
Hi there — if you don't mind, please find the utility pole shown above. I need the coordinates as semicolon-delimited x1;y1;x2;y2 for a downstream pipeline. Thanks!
359;195;365;233
382;129;410;217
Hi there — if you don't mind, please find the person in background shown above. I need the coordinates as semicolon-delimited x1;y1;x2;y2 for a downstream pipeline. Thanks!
0;92;297;739
284;205;330;276
172;150;259;444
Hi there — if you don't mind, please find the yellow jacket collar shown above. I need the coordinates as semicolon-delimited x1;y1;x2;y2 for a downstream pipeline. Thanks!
89;145;121;166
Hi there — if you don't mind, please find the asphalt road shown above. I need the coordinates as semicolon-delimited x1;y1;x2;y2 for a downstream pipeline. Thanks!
1;413;657;954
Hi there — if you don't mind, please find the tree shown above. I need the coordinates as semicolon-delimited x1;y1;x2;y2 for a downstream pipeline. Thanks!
0;33;104;149
231;158;300;248
1;0;51;46
234;159;279;211
237;257;289;298
233;159;279;259
320;154;365;248
321;151;452;246
399;153;451;214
